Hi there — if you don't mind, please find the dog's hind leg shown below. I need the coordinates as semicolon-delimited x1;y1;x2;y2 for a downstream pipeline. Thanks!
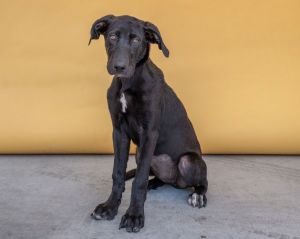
177;153;208;208
125;147;155;181
125;169;164;190
125;168;136;180
147;177;165;190
150;154;177;184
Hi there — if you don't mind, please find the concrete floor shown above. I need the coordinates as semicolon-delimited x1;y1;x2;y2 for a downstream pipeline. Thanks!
0;155;299;239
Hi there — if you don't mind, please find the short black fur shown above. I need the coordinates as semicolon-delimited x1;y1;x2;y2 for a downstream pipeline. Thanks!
89;15;208;233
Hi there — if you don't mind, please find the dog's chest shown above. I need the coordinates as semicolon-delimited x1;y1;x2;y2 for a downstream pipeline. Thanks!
116;91;144;143
119;93;128;113
117;91;139;115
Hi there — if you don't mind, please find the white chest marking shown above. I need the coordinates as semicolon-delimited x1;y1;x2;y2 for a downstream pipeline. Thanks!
119;93;127;113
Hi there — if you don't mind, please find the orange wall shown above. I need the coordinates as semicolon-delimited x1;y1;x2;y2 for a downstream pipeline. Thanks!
0;0;299;154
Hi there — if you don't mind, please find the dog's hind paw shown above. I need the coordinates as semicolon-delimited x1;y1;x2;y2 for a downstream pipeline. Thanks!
187;193;207;208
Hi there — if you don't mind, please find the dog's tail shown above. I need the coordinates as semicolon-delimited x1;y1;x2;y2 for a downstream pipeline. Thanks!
125;168;136;180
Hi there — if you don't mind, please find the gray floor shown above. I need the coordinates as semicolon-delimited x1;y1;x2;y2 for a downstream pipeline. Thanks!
0;155;299;239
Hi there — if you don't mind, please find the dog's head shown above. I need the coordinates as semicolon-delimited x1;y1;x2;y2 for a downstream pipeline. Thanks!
89;15;169;79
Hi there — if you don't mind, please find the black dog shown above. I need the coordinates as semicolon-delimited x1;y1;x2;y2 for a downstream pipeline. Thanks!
89;15;208;232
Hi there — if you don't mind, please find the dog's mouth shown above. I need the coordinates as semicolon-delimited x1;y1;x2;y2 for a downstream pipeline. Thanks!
108;70;129;79
115;73;127;78
113;70;135;79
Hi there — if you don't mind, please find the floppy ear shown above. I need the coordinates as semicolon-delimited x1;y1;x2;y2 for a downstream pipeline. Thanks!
144;21;169;57
88;15;115;45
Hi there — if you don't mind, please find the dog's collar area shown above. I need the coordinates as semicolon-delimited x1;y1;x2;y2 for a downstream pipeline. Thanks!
119;77;134;92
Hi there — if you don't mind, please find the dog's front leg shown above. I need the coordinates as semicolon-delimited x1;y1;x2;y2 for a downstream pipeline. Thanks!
119;130;158;232
91;125;130;220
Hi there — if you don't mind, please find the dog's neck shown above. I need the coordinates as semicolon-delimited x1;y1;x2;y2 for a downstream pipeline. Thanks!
118;58;164;93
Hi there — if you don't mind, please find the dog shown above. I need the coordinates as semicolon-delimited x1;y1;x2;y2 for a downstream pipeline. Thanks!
89;15;208;233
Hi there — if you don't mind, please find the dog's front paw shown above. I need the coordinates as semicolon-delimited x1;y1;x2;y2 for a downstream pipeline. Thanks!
119;211;144;233
91;201;119;221
187;193;207;208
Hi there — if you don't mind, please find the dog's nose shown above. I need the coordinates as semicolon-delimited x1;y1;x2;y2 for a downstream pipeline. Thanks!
114;63;126;73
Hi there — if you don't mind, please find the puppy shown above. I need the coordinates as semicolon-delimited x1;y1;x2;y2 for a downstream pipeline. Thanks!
89;15;208;232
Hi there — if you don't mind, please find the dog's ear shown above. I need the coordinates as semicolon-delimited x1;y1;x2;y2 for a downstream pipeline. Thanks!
89;15;115;45
144;21;169;57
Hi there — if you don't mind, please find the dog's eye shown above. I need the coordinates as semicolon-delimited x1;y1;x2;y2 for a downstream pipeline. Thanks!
109;34;118;41
132;37;140;44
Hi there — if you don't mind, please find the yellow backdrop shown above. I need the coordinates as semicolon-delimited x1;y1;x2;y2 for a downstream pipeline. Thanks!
0;0;299;154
